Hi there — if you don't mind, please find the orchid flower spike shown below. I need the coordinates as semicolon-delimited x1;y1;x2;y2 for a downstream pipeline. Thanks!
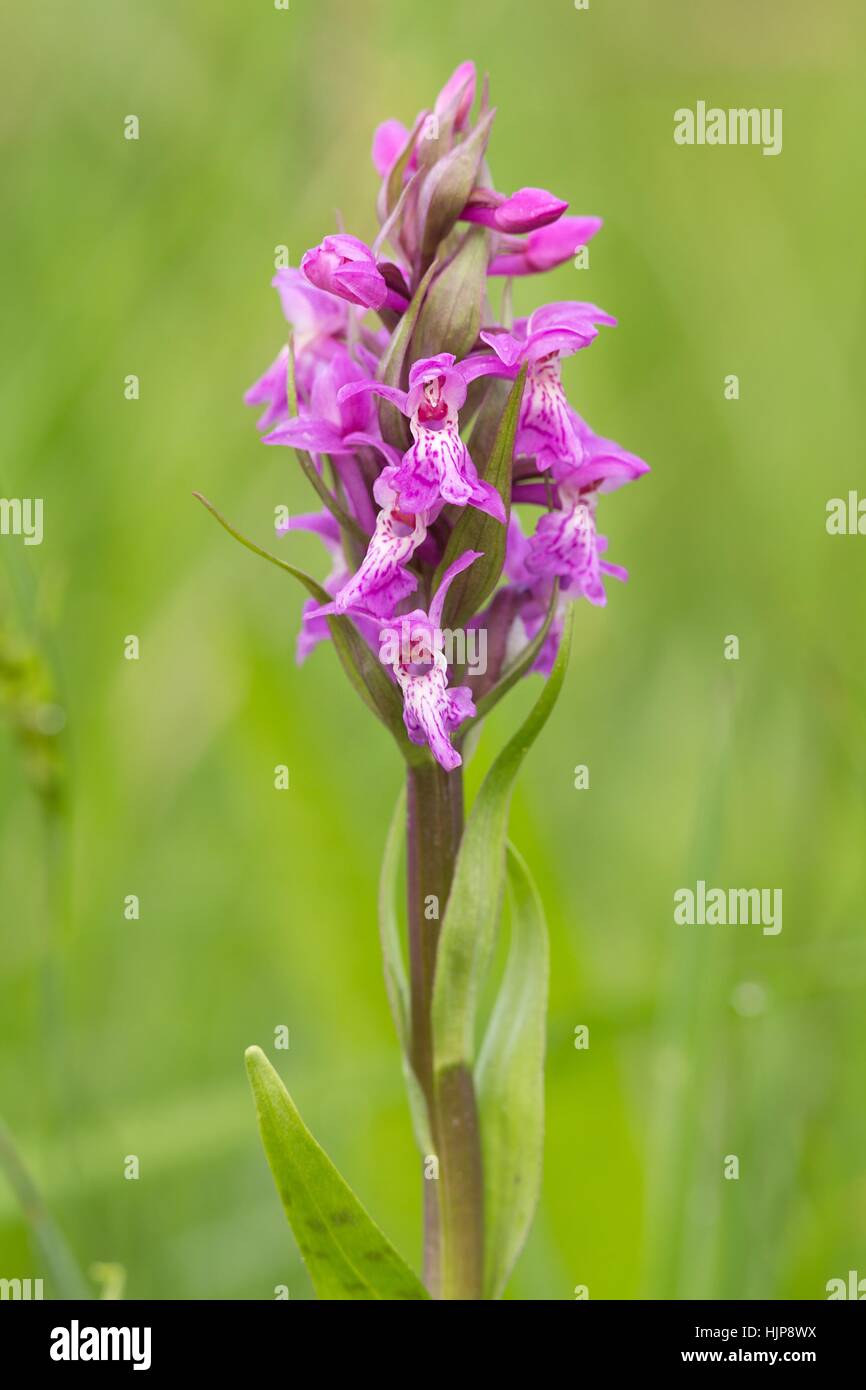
241;59;649;768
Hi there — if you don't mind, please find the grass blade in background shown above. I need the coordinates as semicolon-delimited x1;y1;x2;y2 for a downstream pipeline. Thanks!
193;492;423;761
0;1117;91;1300
640;695;734;1299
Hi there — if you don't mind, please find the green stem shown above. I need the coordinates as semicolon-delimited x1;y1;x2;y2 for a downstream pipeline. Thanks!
406;760;484;1299
433;1062;485;1299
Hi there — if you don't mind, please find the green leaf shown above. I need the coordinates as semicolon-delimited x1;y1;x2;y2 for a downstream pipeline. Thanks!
375;260;438;450
419;110;496;265
377;790;432;1154
385;112;424;216
434;365;527;629
431;605;573;1074
286;336;299;416
245;1046;430;1301
412;226;491;363
295;449;367;549
476;844;550;1300
193;492;426;764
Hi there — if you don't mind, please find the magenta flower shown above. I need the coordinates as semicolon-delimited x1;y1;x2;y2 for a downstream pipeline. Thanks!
434;59;476;131
277;511;349;663
488;215;602;276
372;118;413;178
339;353;514;521
261;346;394;463
379;550;481;770
244;269;349;430
272;267;348;348
482;301;616;471
325;494;427;619
278;510;383;662
370;57;475;190
301;234;408;313
523;492;625;607
552;413;651;493
509;419;646;625
244;347;291;432
461;186;569;234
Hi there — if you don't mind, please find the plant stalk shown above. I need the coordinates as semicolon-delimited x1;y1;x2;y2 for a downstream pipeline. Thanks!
406;759;484;1300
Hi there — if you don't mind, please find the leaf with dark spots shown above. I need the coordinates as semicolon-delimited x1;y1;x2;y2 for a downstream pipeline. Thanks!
245;1047;430;1301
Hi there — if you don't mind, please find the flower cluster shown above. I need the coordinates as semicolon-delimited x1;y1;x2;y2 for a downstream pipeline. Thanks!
246;61;648;771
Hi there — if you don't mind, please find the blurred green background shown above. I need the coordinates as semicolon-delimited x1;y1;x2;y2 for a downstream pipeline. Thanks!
2;0;864;1300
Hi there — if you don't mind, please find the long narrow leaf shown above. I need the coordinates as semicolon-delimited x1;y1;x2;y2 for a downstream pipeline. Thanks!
194;492;426;763
476;844;550;1299
245;1047;429;1300
432;606;573;1074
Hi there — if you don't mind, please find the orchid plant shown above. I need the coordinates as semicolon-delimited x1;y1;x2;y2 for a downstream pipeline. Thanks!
198;60;648;1301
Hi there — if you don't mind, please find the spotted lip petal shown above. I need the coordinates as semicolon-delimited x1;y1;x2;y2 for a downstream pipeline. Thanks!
337;353;511;523
317;505;427;620
400;666;475;771
381;550;481;770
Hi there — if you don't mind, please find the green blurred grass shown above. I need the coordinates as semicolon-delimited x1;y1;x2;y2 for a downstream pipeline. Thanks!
1;0;865;1299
